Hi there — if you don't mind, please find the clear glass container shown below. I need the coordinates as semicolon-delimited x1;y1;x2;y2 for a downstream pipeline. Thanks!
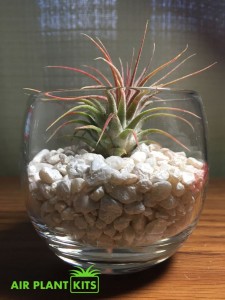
23;87;208;274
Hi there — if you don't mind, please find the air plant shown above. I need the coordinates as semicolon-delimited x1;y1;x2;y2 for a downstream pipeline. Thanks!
43;22;215;157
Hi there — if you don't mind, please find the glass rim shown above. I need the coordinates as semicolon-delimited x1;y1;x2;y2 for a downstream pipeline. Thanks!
33;86;200;97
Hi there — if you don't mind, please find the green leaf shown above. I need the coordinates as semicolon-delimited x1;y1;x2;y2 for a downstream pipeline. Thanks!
117;89;126;127
96;113;115;145
105;89;118;114
137;128;190;151
46;119;91;142
46;104;101;131
74;125;102;135
127;106;199;130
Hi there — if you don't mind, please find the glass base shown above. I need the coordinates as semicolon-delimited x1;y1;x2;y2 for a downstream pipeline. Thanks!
32;220;196;274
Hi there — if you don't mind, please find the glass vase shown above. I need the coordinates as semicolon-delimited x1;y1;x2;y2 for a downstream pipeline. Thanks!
23;87;208;274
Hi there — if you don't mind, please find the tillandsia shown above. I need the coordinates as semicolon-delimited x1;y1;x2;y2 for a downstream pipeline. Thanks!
34;22;216;157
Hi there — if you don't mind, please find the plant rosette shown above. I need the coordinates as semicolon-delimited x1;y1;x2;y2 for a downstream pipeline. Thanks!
25;22;212;270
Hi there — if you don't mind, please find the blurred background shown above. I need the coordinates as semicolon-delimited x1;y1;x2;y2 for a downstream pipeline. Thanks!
0;0;224;177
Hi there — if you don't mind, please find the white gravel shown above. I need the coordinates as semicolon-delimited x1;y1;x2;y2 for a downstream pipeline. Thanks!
27;143;206;247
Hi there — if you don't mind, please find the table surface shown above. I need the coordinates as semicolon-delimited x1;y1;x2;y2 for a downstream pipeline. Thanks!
0;177;224;300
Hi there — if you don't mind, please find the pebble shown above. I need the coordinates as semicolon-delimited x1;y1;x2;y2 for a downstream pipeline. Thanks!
56;179;71;200
73;195;99;214
131;151;147;163
90;186;105;201
99;196;123;224
28;144;205;248
110;170;138;185
39;167;62;184
187;157;204;169
124;202;145;215
105;156;127;170
71;178;86;193
32;149;49;163
181;171;196;186
113;215;131;231
148;181;172;202
105;184;142;204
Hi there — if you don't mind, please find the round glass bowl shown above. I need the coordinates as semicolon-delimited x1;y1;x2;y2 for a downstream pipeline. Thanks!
23;87;208;274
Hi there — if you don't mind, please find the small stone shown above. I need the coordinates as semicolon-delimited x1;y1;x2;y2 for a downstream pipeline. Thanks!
28;162;54;182
61;208;74;220
82;153;104;164
124;202;145;215
131;151;147;163
55;201;67;213
42;214;55;227
187;157;204;169
161;148;175;160
104;224;116;237
172;182;185;197
99;196;123;224
67;159;89;178
86;160;113;186
105;156;127;170
171;153;187;167
150;169;169;183
143;207;154;219
90;186;105;201
95;218;107;229
160;196;177;209
182;164;198;174
122;227;135;245
97;234;113;247
155;211;170;220
181;172;195;186
59;153;70;164
136;178;152;193
145;219;168;235
51;212;61;224
55;163;67;176
109;170;138;185
137;143;150;156
176;202;186;217
143;192;158;207
46;153;61;165
86;227;102;240
150;151;169;162
113;233;122;241
181;191;194;204
105;184;142;204
84;213;96;226
132;215;147;233
145;157;157;168
71;178;86;193
64;147;75;156
38;182;55;199
40;201;54;216
74;215;88;229
56;179;71;200
133;162;153;180
148;143;161;151
39;167;62;184
73;195;99;214
120;158;135;172
168;166;182;183
113;215;131;231
32;149;49;163
149;181;172;202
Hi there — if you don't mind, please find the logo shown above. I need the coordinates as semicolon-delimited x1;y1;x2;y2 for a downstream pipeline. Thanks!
10;266;100;294
70;266;100;294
